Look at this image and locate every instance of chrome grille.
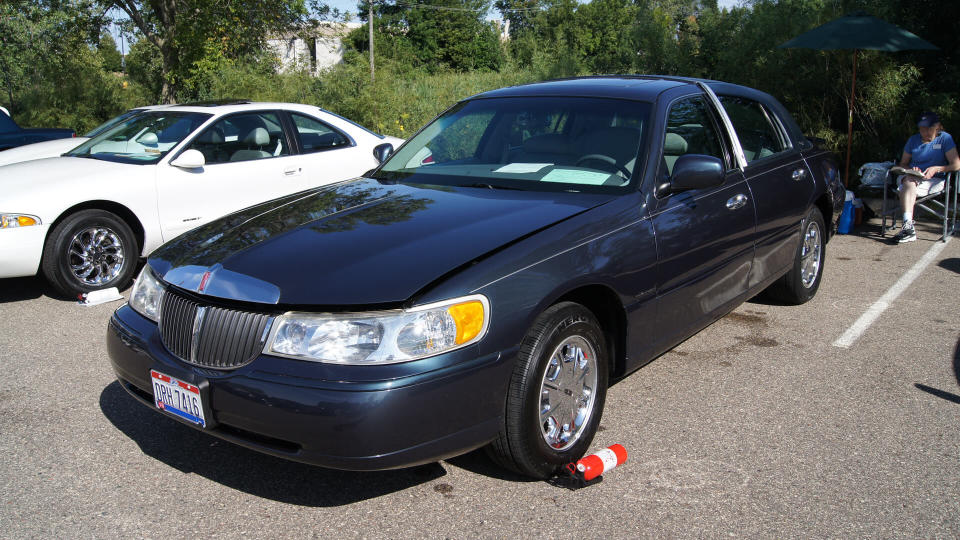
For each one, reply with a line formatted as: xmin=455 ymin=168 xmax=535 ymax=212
xmin=159 ymin=289 xmax=273 ymax=369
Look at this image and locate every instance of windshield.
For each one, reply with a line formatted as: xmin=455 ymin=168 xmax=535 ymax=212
xmin=67 ymin=111 xmax=211 ymax=164
xmin=82 ymin=109 xmax=147 ymax=138
xmin=374 ymin=96 xmax=651 ymax=193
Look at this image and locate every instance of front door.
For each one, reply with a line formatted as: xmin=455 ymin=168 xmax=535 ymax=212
xmin=156 ymin=110 xmax=300 ymax=241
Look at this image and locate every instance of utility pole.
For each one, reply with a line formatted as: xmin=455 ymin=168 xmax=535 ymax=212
xmin=368 ymin=0 xmax=375 ymax=82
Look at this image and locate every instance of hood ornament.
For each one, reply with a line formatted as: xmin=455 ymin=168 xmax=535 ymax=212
xmin=197 ymin=271 xmax=212 ymax=293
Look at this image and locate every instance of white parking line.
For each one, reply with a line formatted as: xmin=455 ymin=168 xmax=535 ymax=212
xmin=832 ymin=236 xmax=952 ymax=349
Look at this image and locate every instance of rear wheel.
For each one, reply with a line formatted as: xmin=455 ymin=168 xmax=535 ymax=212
xmin=767 ymin=206 xmax=825 ymax=304
xmin=487 ymin=302 xmax=608 ymax=479
xmin=41 ymin=209 xmax=138 ymax=298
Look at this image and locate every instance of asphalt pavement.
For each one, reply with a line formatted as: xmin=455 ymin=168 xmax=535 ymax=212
xmin=1 ymin=216 xmax=958 ymax=538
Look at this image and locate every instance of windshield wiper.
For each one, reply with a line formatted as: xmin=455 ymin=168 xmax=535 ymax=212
xmin=459 ymin=182 xmax=523 ymax=191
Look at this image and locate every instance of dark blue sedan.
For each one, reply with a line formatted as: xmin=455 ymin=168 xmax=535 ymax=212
xmin=107 ymin=76 xmax=844 ymax=478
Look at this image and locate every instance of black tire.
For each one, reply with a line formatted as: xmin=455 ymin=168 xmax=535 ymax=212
xmin=487 ymin=302 xmax=609 ymax=479
xmin=41 ymin=209 xmax=138 ymax=298
xmin=767 ymin=206 xmax=826 ymax=304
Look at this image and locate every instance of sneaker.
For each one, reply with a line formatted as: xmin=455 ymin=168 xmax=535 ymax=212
xmin=894 ymin=222 xmax=917 ymax=243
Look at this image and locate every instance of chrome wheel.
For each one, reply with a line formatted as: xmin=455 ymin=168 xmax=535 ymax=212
xmin=539 ymin=335 xmax=598 ymax=450
xmin=799 ymin=219 xmax=822 ymax=289
xmin=68 ymin=226 xmax=125 ymax=285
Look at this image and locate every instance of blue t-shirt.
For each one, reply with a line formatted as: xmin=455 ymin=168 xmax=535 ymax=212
xmin=904 ymin=131 xmax=956 ymax=176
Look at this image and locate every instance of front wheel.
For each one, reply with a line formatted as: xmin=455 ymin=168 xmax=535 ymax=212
xmin=41 ymin=209 xmax=139 ymax=298
xmin=767 ymin=206 xmax=825 ymax=304
xmin=487 ymin=302 xmax=609 ymax=479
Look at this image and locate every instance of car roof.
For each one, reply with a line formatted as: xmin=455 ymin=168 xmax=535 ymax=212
xmin=470 ymin=75 xmax=761 ymax=102
xmin=155 ymin=101 xmax=330 ymax=115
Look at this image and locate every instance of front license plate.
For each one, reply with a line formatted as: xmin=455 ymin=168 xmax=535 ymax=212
xmin=150 ymin=370 xmax=206 ymax=427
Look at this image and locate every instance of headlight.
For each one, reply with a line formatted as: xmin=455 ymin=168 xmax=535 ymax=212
xmin=0 ymin=214 xmax=41 ymax=229
xmin=266 ymin=294 xmax=490 ymax=365
xmin=129 ymin=266 xmax=165 ymax=322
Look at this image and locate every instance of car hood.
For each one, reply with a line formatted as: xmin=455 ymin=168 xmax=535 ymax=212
xmin=0 ymin=156 xmax=138 ymax=212
xmin=150 ymin=178 xmax=613 ymax=306
xmin=0 ymin=137 xmax=89 ymax=167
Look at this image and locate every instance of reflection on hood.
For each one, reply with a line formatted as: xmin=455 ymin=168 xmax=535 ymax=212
xmin=150 ymin=178 xmax=611 ymax=305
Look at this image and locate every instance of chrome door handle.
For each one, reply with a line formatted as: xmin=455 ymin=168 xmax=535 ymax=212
xmin=726 ymin=194 xmax=748 ymax=210
xmin=284 ymin=167 xmax=301 ymax=176
xmin=791 ymin=168 xmax=808 ymax=181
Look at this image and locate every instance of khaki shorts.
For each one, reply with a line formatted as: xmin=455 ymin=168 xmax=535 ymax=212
xmin=897 ymin=174 xmax=946 ymax=197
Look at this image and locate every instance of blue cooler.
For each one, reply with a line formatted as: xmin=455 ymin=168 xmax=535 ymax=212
xmin=837 ymin=190 xmax=855 ymax=234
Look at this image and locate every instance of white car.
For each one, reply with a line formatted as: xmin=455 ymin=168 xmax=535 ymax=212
xmin=0 ymin=101 xmax=402 ymax=297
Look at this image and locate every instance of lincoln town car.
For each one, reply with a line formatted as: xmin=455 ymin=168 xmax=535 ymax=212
xmin=107 ymin=77 xmax=844 ymax=478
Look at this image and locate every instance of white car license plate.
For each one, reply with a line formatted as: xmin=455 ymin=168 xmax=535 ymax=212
xmin=150 ymin=370 xmax=206 ymax=427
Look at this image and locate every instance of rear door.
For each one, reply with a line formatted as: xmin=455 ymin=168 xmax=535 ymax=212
xmin=718 ymin=95 xmax=814 ymax=288
xmin=652 ymin=94 xmax=756 ymax=343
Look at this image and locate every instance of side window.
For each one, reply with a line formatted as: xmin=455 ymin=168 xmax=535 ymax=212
xmin=187 ymin=111 xmax=290 ymax=165
xmin=663 ymin=96 xmax=726 ymax=176
xmin=719 ymin=96 xmax=787 ymax=163
xmin=290 ymin=113 xmax=350 ymax=153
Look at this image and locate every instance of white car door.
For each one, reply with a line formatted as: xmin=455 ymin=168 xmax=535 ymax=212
xmin=155 ymin=110 xmax=306 ymax=241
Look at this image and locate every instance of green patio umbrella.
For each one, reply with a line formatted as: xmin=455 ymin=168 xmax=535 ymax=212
xmin=778 ymin=11 xmax=938 ymax=186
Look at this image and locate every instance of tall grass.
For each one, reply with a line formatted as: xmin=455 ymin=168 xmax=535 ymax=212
xmin=200 ymin=56 xmax=541 ymax=137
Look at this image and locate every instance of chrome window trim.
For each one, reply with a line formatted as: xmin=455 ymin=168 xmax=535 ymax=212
xmin=697 ymin=82 xmax=748 ymax=170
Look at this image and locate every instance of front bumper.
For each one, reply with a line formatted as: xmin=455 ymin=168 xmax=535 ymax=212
xmin=106 ymin=304 xmax=511 ymax=471
xmin=0 ymin=224 xmax=46 ymax=278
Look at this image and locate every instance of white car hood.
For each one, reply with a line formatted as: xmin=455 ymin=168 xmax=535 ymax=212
xmin=0 ymin=137 xmax=89 ymax=167
xmin=0 ymin=157 xmax=148 ymax=219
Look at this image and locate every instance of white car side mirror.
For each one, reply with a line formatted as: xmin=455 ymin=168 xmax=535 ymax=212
xmin=137 ymin=131 xmax=159 ymax=145
xmin=170 ymin=149 xmax=206 ymax=169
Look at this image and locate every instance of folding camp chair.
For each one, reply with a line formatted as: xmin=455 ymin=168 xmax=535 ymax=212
xmin=881 ymin=170 xmax=958 ymax=242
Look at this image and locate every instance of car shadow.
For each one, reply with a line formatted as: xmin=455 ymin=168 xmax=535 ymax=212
xmin=445 ymin=449 xmax=538 ymax=483
xmin=0 ymin=276 xmax=58 ymax=303
xmin=745 ymin=290 xmax=793 ymax=307
xmin=99 ymin=381 xmax=449 ymax=506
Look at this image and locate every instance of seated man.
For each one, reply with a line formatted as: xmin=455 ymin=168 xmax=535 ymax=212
xmin=893 ymin=111 xmax=960 ymax=243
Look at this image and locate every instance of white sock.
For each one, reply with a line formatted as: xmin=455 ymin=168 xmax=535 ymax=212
xmin=903 ymin=212 xmax=912 ymax=224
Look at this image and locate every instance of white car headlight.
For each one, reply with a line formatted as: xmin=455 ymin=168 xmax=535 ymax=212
xmin=0 ymin=214 xmax=41 ymax=229
xmin=129 ymin=266 xmax=165 ymax=322
xmin=266 ymin=295 xmax=489 ymax=365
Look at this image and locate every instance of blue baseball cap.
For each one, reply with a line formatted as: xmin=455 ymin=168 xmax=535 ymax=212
xmin=917 ymin=111 xmax=940 ymax=127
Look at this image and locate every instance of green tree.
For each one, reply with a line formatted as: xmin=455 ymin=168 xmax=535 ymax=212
xmin=101 ymin=0 xmax=309 ymax=102
xmin=354 ymin=0 xmax=504 ymax=73
xmin=99 ymin=32 xmax=124 ymax=72
xmin=574 ymin=0 xmax=637 ymax=74
xmin=0 ymin=0 xmax=105 ymax=111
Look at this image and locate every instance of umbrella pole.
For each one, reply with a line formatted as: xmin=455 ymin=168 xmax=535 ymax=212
xmin=844 ymin=49 xmax=858 ymax=187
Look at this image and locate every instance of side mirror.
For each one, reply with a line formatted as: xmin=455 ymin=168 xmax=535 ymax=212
xmin=137 ymin=131 xmax=158 ymax=145
xmin=170 ymin=149 xmax=206 ymax=169
xmin=662 ymin=154 xmax=724 ymax=194
xmin=373 ymin=142 xmax=394 ymax=164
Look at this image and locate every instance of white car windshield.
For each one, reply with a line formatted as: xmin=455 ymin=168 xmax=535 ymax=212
xmin=67 ymin=111 xmax=211 ymax=165
xmin=375 ymin=96 xmax=651 ymax=193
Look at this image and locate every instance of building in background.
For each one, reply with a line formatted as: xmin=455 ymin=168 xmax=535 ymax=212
xmin=267 ymin=22 xmax=362 ymax=75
